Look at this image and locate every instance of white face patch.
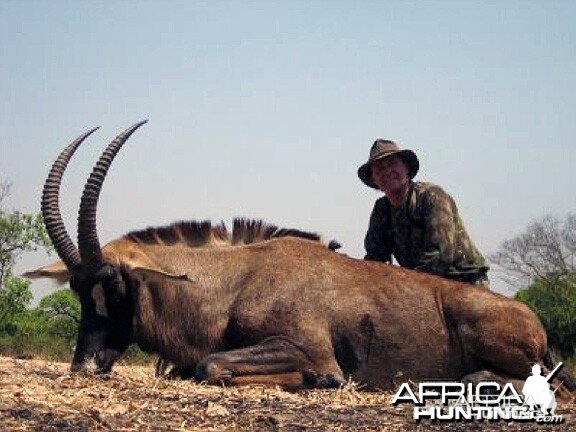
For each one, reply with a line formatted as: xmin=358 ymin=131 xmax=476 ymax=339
xmin=91 ymin=283 xmax=109 ymax=318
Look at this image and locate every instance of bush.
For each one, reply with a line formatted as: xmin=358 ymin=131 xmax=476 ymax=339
xmin=0 ymin=284 xmax=156 ymax=365
xmin=515 ymin=272 xmax=576 ymax=357
xmin=0 ymin=276 xmax=33 ymax=333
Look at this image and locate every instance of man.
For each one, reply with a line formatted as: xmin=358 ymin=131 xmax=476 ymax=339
xmin=358 ymin=139 xmax=489 ymax=285
xmin=522 ymin=364 xmax=557 ymax=414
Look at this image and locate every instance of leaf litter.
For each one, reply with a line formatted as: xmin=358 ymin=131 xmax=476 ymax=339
xmin=0 ymin=356 xmax=574 ymax=431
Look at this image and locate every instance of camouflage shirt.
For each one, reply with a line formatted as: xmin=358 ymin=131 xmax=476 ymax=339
xmin=364 ymin=181 xmax=489 ymax=283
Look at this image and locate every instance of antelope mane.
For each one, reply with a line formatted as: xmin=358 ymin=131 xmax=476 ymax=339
xmin=22 ymin=218 xmax=331 ymax=282
xmin=125 ymin=217 xmax=324 ymax=249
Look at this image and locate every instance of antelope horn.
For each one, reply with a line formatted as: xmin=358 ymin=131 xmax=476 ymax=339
xmin=42 ymin=127 xmax=99 ymax=270
xmin=77 ymin=120 xmax=148 ymax=272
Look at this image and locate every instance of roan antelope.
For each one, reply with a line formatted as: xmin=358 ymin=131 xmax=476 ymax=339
xmin=25 ymin=121 xmax=575 ymax=392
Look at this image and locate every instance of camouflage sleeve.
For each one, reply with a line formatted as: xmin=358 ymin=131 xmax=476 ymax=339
xmin=414 ymin=187 xmax=456 ymax=276
xmin=364 ymin=199 xmax=392 ymax=263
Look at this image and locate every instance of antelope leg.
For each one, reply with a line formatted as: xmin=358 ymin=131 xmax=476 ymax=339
xmin=194 ymin=336 xmax=344 ymax=390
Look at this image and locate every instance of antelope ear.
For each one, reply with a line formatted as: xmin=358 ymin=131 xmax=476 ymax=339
xmin=131 ymin=266 xmax=191 ymax=282
xmin=112 ymin=245 xmax=191 ymax=281
xmin=22 ymin=260 xmax=71 ymax=285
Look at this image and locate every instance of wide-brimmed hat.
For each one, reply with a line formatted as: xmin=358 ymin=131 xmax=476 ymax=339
xmin=357 ymin=139 xmax=419 ymax=189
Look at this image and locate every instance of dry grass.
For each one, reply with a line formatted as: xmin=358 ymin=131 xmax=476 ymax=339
xmin=0 ymin=356 xmax=574 ymax=431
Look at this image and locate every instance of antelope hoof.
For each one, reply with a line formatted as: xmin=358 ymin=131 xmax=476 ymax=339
xmin=195 ymin=359 xmax=233 ymax=384
xmin=303 ymin=370 xmax=345 ymax=389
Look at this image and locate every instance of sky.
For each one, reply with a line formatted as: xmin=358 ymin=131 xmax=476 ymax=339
xmin=1 ymin=0 xmax=575 ymax=299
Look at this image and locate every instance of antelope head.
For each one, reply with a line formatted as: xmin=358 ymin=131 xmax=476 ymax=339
xmin=41 ymin=121 xmax=147 ymax=373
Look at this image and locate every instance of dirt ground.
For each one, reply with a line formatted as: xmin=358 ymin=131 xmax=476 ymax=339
xmin=0 ymin=356 xmax=574 ymax=431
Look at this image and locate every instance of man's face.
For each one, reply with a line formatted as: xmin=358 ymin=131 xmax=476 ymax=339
xmin=371 ymin=155 xmax=410 ymax=194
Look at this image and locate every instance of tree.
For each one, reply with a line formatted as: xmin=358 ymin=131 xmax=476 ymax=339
xmin=37 ymin=289 xmax=80 ymax=339
xmin=0 ymin=179 xmax=10 ymax=204
xmin=0 ymin=178 xmax=52 ymax=288
xmin=0 ymin=179 xmax=86 ymax=360
xmin=489 ymin=213 xmax=576 ymax=288
xmin=490 ymin=213 xmax=576 ymax=357
xmin=0 ymin=178 xmax=53 ymax=354
xmin=0 ymin=276 xmax=33 ymax=333
xmin=38 ymin=289 xmax=80 ymax=324
xmin=34 ymin=289 xmax=80 ymax=354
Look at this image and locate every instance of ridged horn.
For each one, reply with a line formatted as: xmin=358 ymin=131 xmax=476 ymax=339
xmin=42 ymin=127 xmax=99 ymax=270
xmin=77 ymin=120 xmax=148 ymax=272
